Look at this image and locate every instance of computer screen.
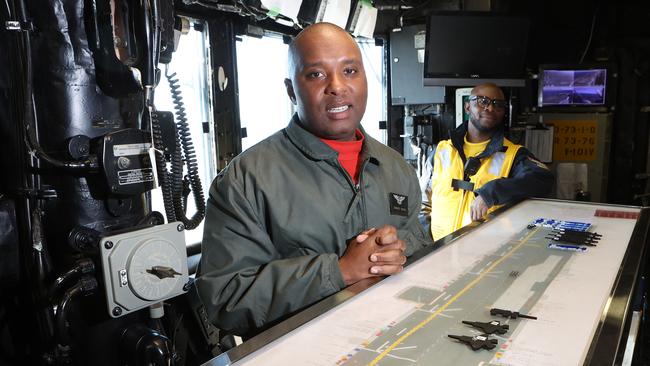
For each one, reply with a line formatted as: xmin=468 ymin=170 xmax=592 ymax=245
xmin=424 ymin=13 xmax=529 ymax=87
xmin=538 ymin=68 xmax=607 ymax=106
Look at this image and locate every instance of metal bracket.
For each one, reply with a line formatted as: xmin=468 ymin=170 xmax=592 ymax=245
xmin=17 ymin=187 xmax=58 ymax=199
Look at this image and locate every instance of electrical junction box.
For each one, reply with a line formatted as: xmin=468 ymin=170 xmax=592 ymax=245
xmin=99 ymin=222 xmax=189 ymax=318
xmin=101 ymin=128 xmax=156 ymax=196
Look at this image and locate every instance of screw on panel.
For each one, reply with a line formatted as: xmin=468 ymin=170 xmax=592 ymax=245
xmin=117 ymin=156 xmax=131 ymax=169
xmin=112 ymin=307 xmax=122 ymax=316
xmin=177 ymin=224 xmax=185 ymax=232
xmin=104 ymin=241 xmax=114 ymax=249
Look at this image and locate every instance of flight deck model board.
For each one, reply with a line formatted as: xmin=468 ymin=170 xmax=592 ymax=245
xmin=204 ymin=199 xmax=647 ymax=366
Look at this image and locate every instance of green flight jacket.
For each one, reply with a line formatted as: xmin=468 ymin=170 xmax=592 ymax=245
xmin=196 ymin=116 xmax=431 ymax=336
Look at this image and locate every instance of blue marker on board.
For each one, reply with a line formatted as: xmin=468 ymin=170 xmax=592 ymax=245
xmin=548 ymin=243 xmax=587 ymax=252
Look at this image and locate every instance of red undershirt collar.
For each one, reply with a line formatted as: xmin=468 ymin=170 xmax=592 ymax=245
xmin=320 ymin=129 xmax=364 ymax=183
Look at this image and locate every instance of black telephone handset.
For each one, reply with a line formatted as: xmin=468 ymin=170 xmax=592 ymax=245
xmin=131 ymin=0 xmax=160 ymax=90
xmin=86 ymin=0 xmax=162 ymax=99
xmin=86 ymin=0 xmax=141 ymax=97
xmin=85 ymin=0 xmax=205 ymax=228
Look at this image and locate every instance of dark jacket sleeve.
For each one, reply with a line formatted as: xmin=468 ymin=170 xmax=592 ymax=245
xmin=475 ymin=147 xmax=555 ymax=207
xmin=195 ymin=169 xmax=346 ymax=336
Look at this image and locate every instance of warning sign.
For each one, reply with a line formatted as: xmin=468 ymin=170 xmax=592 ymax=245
xmin=547 ymin=120 xmax=597 ymax=161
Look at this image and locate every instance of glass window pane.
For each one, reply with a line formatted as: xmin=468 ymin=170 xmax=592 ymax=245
xmin=153 ymin=20 xmax=216 ymax=245
xmin=237 ymin=35 xmax=293 ymax=151
xmin=358 ymin=40 xmax=386 ymax=144
xmin=237 ymin=35 xmax=387 ymax=147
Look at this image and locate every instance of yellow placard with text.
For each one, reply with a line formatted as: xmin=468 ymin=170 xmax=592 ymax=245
xmin=547 ymin=120 xmax=597 ymax=161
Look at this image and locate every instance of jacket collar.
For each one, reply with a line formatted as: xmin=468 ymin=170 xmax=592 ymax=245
xmin=285 ymin=114 xmax=381 ymax=166
xmin=450 ymin=121 xmax=506 ymax=162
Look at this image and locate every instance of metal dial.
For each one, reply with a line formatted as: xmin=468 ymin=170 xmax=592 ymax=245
xmin=127 ymin=238 xmax=184 ymax=301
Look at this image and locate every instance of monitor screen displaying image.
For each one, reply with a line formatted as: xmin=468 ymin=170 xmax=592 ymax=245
xmin=539 ymin=68 xmax=607 ymax=106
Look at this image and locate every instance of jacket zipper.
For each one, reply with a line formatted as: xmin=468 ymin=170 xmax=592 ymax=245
xmin=334 ymin=158 xmax=369 ymax=229
xmin=357 ymin=159 xmax=369 ymax=229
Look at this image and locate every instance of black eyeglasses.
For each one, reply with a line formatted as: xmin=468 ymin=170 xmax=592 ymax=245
xmin=469 ymin=95 xmax=508 ymax=110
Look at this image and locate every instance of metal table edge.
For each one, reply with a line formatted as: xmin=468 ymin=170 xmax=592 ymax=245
xmin=202 ymin=198 xmax=647 ymax=366
xmin=583 ymin=207 xmax=649 ymax=365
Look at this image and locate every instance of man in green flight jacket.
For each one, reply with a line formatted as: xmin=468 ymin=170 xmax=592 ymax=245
xmin=196 ymin=22 xmax=431 ymax=338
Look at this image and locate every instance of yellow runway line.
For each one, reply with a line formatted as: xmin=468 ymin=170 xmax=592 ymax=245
xmin=368 ymin=227 xmax=540 ymax=365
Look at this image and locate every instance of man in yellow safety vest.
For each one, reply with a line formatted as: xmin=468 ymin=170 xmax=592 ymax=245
xmin=421 ymin=83 xmax=554 ymax=240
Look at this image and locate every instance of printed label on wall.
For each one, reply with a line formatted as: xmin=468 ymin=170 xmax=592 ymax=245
xmin=118 ymin=168 xmax=154 ymax=185
xmin=547 ymin=120 xmax=597 ymax=161
xmin=113 ymin=143 xmax=152 ymax=157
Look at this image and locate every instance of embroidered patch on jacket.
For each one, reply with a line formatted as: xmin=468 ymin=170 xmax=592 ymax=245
xmin=528 ymin=156 xmax=549 ymax=170
xmin=389 ymin=193 xmax=408 ymax=216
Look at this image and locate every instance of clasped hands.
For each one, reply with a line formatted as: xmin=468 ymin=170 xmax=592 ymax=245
xmin=338 ymin=225 xmax=406 ymax=286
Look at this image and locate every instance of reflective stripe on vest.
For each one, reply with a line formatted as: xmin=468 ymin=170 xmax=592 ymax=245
xmin=429 ymin=138 xmax=520 ymax=240
xmin=439 ymin=147 xmax=452 ymax=170
xmin=488 ymin=151 xmax=505 ymax=176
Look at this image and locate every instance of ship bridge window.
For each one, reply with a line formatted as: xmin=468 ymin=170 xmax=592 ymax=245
xmin=236 ymin=34 xmax=387 ymax=150
xmin=153 ymin=19 xmax=216 ymax=246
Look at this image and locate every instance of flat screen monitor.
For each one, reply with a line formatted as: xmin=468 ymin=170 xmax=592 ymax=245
xmin=424 ymin=13 xmax=529 ymax=87
xmin=538 ymin=68 xmax=607 ymax=106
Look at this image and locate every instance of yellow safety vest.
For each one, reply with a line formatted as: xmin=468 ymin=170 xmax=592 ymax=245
xmin=429 ymin=138 xmax=521 ymax=240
